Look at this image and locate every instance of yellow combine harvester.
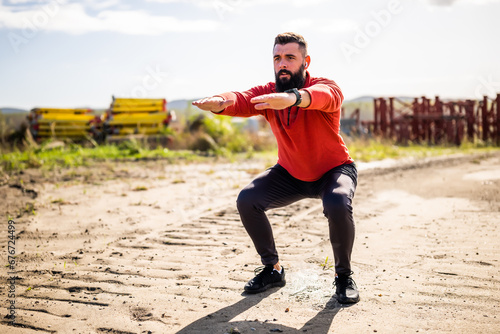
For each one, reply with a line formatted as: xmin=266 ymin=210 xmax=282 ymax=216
xmin=104 ymin=97 xmax=172 ymax=137
xmin=28 ymin=108 xmax=101 ymax=139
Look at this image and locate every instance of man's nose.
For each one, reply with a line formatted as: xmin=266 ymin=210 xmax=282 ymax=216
xmin=278 ymin=60 xmax=287 ymax=69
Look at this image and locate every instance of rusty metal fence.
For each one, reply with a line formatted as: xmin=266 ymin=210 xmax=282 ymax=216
xmin=358 ymin=94 xmax=500 ymax=145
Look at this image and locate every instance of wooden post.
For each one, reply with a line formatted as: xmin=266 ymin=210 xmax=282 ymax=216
xmin=465 ymin=100 xmax=475 ymax=142
xmin=435 ymin=96 xmax=443 ymax=144
xmin=447 ymin=103 xmax=455 ymax=143
xmin=380 ymin=98 xmax=387 ymax=137
xmin=423 ymin=97 xmax=430 ymax=144
xmin=389 ymin=97 xmax=395 ymax=139
xmin=412 ymin=98 xmax=419 ymax=143
xmin=482 ymin=96 xmax=489 ymax=142
xmin=456 ymin=104 xmax=464 ymax=146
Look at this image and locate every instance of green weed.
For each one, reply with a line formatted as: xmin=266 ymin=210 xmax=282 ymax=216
xmin=321 ymin=256 xmax=334 ymax=271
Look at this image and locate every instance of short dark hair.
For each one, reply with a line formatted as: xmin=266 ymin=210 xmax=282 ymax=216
xmin=274 ymin=32 xmax=308 ymax=57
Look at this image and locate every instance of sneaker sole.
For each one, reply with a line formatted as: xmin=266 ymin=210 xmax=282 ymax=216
xmin=244 ymin=280 xmax=286 ymax=294
xmin=336 ymin=295 xmax=360 ymax=304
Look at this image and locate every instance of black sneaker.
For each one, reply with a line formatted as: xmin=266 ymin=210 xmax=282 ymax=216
xmin=334 ymin=272 xmax=360 ymax=304
xmin=244 ymin=265 xmax=286 ymax=294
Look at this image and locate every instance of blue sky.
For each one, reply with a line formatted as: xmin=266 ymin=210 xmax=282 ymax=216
xmin=1 ymin=0 xmax=499 ymax=110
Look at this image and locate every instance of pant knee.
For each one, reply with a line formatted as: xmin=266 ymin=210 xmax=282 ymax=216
xmin=323 ymin=192 xmax=352 ymax=217
xmin=237 ymin=188 xmax=260 ymax=213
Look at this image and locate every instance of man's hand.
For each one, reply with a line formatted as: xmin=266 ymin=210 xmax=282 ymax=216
xmin=192 ymin=96 xmax=234 ymax=113
xmin=250 ymin=93 xmax=295 ymax=110
xmin=251 ymin=90 xmax=310 ymax=110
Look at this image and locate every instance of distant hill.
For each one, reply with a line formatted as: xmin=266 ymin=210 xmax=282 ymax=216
xmin=344 ymin=96 xmax=416 ymax=103
xmin=167 ymin=99 xmax=191 ymax=111
xmin=0 ymin=107 xmax=29 ymax=114
xmin=345 ymin=96 xmax=374 ymax=103
xmin=0 ymin=109 xmax=28 ymax=133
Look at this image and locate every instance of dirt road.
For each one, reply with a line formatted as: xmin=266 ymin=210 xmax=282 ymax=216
xmin=1 ymin=153 xmax=499 ymax=333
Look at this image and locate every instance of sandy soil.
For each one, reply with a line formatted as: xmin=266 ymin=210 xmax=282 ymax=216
xmin=1 ymin=152 xmax=499 ymax=334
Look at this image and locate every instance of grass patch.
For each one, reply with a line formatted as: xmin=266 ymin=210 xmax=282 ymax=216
xmin=0 ymin=140 xmax=210 ymax=173
xmin=347 ymin=138 xmax=500 ymax=162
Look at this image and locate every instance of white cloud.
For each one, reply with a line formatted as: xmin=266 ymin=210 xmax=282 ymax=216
xmin=0 ymin=1 xmax=221 ymax=35
xmin=281 ymin=18 xmax=314 ymax=31
xmin=3 ymin=0 xmax=50 ymax=4
xmin=314 ymin=20 xmax=358 ymax=34
xmin=281 ymin=18 xmax=357 ymax=34
xmin=426 ymin=0 xmax=459 ymax=5
xmin=145 ymin=0 xmax=329 ymax=9
xmin=290 ymin=0 xmax=329 ymax=8
xmin=423 ymin=0 xmax=500 ymax=6
xmin=145 ymin=0 xmax=180 ymax=3
xmin=82 ymin=0 xmax=121 ymax=11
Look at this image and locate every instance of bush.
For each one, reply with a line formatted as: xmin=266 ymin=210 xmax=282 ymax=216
xmin=175 ymin=114 xmax=275 ymax=155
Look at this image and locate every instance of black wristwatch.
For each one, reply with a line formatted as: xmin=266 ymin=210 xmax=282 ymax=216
xmin=285 ymin=88 xmax=302 ymax=107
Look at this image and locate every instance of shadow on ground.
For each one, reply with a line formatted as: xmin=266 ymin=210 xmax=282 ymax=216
xmin=176 ymin=288 xmax=349 ymax=333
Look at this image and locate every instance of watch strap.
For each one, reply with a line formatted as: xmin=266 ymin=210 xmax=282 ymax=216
xmin=285 ymin=88 xmax=302 ymax=107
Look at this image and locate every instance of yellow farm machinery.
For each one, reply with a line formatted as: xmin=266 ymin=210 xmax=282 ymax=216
xmin=104 ymin=97 xmax=172 ymax=137
xmin=28 ymin=108 xmax=100 ymax=139
xmin=28 ymin=97 xmax=173 ymax=142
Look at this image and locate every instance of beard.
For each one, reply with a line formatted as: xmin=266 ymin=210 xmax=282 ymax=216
xmin=275 ymin=64 xmax=306 ymax=92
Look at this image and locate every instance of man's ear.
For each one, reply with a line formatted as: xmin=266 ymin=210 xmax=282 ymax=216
xmin=304 ymin=55 xmax=311 ymax=69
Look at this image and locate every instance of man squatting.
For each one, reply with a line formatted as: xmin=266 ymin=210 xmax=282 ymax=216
xmin=193 ymin=32 xmax=359 ymax=304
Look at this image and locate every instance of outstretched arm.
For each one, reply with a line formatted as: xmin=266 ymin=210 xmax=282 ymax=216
xmin=192 ymin=96 xmax=235 ymax=113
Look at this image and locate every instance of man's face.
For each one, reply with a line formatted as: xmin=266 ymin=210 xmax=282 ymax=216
xmin=273 ymin=42 xmax=308 ymax=92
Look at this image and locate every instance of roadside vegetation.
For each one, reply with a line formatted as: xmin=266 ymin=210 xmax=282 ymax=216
xmin=346 ymin=137 xmax=499 ymax=162
xmin=1 ymin=113 xmax=499 ymax=175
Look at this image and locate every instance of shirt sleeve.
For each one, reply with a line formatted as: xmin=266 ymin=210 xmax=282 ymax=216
xmin=302 ymin=77 xmax=344 ymax=113
xmin=213 ymin=84 xmax=273 ymax=118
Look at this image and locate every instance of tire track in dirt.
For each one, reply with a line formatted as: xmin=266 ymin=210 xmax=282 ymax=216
xmin=0 ymin=163 xmax=268 ymax=333
xmin=2 ymin=155 xmax=499 ymax=333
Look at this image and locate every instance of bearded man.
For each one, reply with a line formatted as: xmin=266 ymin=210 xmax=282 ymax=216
xmin=193 ymin=32 xmax=359 ymax=304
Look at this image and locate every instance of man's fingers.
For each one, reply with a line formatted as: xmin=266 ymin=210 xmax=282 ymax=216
xmin=251 ymin=94 xmax=274 ymax=104
xmin=192 ymin=97 xmax=215 ymax=106
xmin=254 ymin=103 xmax=270 ymax=110
xmin=192 ymin=97 xmax=234 ymax=112
xmin=250 ymin=96 xmax=264 ymax=104
xmin=250 ymin=92 xmax=295 ymax=110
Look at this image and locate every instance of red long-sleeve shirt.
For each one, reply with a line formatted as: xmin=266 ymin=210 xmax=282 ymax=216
xmin=216 ymin=72 xmax=354 ymax=182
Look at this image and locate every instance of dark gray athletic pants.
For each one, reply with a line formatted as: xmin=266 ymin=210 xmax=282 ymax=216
xmin=236 ymin=163 xmax=357 ymax=275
